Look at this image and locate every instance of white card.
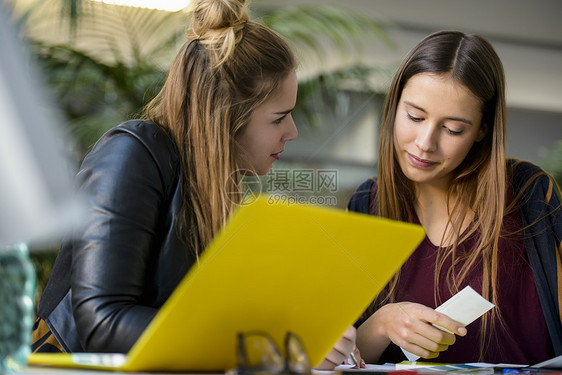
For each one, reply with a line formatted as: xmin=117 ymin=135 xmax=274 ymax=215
xmin=401 ymin=286 xmax=495 ymax=361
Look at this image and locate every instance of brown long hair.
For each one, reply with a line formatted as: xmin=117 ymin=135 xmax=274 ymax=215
xmin=376 ymin=30 xmax=506 ymax=356
xmin=143 ymin=0 xmax=296 ymax=256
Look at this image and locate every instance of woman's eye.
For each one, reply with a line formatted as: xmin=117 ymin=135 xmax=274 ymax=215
xmin=446 ymin=128 xmax=463 ymax=136
xmin=407 ymin=113 xmax=422 ymax=122
xmin=273 ymin=115 xmax=287 ymax=125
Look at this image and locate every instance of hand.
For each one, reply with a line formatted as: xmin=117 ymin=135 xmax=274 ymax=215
xmin=357 ymin=302 xmax=467 ymax=363
xmin=315 ymin=326 xmax=358 ymax=370
xmin=343 ymin=345 xmax=366 ymax=368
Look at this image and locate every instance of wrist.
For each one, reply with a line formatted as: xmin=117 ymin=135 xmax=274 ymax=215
xmin=356 ymin=308 xmax=391 ymax=363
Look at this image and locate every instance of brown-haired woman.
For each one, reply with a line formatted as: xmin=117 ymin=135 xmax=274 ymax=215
xmin=32 ymin=0 xmax=357 ymax=369
xmin=348 ymin=30 xmax=562 ymax=364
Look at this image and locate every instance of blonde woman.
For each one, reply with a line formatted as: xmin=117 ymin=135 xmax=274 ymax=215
xmin=348 ymin=30 xmax=562 ymax=364
xmin=32 ymin=0 xmax=357 ymax=369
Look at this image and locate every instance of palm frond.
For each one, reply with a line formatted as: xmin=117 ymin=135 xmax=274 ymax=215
xmin=31 ymin=40 xmax=166 ymax=155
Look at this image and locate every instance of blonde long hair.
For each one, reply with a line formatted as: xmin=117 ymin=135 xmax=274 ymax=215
xmin=143 ymin=0 xmax=295 ymax=256
xmin=376 ymin=31 xmax=506 ymax=355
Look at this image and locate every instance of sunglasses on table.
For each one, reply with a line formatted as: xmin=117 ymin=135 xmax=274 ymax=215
xmin=227 ymin=331 xmax=311 ymax=375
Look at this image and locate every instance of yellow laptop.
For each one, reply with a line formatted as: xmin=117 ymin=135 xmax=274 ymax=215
xmin=29 ymin=196 xmax=424 ymax=372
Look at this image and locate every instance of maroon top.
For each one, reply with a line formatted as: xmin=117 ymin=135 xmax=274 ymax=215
xmin=379 ymin=189 xmax=554 ymax=364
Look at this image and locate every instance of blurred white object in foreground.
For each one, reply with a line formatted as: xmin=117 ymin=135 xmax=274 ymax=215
xmin=0 ymin=0 xmax=82 ymax=248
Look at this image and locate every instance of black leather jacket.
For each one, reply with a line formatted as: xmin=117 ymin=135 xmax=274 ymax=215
xmin=36 ymin=120 xmax=196 ymax=352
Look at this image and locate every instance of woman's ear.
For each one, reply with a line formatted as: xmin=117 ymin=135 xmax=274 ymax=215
xmin=476 ymin=122 xmax=488 ymax=142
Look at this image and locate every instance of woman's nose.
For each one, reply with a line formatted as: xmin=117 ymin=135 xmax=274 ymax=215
xmin=415 ymin=125 xmax=437 ymax=153
xmin=283 ymin=114 xmax=298 ymax=142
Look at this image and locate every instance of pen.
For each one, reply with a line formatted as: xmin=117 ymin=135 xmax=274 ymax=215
xmin=349 ymin=350 xmax=360 ymax=368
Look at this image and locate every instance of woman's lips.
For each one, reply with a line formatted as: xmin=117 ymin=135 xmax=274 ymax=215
xmin=407 ymin=152 xmax=437 ymax=168
xmin=271 ymin=150 xmax=283 ymax=160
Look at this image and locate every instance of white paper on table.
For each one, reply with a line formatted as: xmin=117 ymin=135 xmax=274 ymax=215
xmin=401 ymin=285 xmax=495 ymax=361
xmin=332 ymin=364 xmax=397 ymax=372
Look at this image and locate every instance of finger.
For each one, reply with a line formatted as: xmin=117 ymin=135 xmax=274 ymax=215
xmin=400 ymin=306 xmax=465 ymax=344
xmin=400 ymin=335 xmax=450 ymax=359
xmin=349 ymin=347 xmax=366 ymax=368
xmin=393 ymin=308 xmax=457 ymax=347
xmin=353 ymin=346 xmax=366 ymax=368
xmin=415 ymin=322 xmax=457 ymax=346
xmin=424 ymin=310 xmax=467 ymax=337
xmin=395 ymin=302 xmax=464 ymax=338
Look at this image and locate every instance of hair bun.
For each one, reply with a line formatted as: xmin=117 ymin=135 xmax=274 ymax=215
xmin=189 ymin=0 xmax=249 ymax=40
